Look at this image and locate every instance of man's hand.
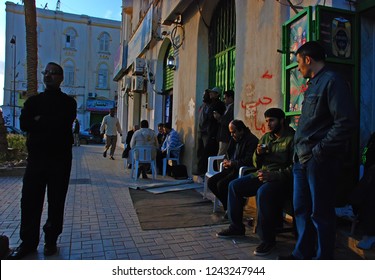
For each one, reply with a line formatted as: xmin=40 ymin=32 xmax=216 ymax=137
xmin=213 ymin=111 xmax=221 ymax=120
xmin=256 ymin=144 xmax=268 ymax=155
xmin=222 ymin=159 xmax=232 ymax=169
xmin=257 ymin=170 xmax=274 ymax=182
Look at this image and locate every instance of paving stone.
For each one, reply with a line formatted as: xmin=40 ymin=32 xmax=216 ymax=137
xmin=0 ymin=145 xmax=363 ymax=260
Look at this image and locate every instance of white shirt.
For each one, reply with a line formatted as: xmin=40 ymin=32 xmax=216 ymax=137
xmin=100 ymin=114 xmax=122 ymax=136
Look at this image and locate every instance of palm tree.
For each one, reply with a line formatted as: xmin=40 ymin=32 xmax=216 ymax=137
xmin=0 ymin=1 xmax=38 ymax=161
xmin=0 ymin=109 xmax=8 ymax=160
xmin=23 ymin=0 xmax=38 ymax=98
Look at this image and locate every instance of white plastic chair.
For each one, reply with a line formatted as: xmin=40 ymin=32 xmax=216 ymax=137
xmin=203 ymin=155 xmax=225 ymax=212
xmin=131 ymin=146 xmax=157 ymax=180
xmin=162 ymin=144 xmax=184 ymax=177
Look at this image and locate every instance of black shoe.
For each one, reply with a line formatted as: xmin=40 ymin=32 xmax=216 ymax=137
xmin=44 ymin=244 xmax=57 ymax=256
xmin=253 ymin=242 xmax=276 ymax=256
xmin=127 ymin=164 xmax=132 ymax=169
xmin=216 ymin=228 xmax=245 ymax=238
xmin=109 ymin=156 xmax=115 ymax=160
xmin=277 ymin=254 xmax=297 ymax=260
xmin=103 ymin=151 xmax=107 ymax=157
xmin=7 ymin=246 xmax=36 ymax=260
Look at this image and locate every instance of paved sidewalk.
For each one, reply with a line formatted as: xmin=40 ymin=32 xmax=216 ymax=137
xmin=0 ymin=145 xmax=361 ymax=260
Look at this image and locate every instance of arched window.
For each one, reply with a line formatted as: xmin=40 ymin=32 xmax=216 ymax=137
xmin=65 ymin=28 xmax=77 ymax=48
xmin=97 ymin=63 xmax=108 ymax=89
xmin=99 ymin=32 xmax=110 ymax=52
xmin=163 ymin=44 xmax=174 ymax=91
xmin=209 ymin=0 xmax=236 ymax=91
xmin=64 ymin=60 xmax=75 ymax=86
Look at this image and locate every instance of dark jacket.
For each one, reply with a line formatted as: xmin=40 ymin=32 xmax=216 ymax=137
xmin=217 ymin=103 xmax=234 ymax=143
xmin=294 ymin=67 xmax=357 ymax=164
xmin=207 ymin=99 xmax=226 ymax=140
xmin=254 ymin=126 xmax=295 ymax=183
xmin=20 ymin=89 xmax=77 ymax=160
xmin=225 ymin=128 xmax=258 ymax=171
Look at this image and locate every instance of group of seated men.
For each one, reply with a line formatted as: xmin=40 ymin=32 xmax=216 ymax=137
xmin=207 ymin=108 xmax=295 ymax=256
xmin=129 ymin=120 xmax=182 ymax=178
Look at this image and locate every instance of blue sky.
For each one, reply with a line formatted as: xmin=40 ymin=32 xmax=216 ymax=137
xmin=0 ymin=0 xmax=122 ymax=105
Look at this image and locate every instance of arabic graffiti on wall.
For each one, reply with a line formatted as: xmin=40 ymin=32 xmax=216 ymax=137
xmin=241 ymin=83 xmax=272 ymax=134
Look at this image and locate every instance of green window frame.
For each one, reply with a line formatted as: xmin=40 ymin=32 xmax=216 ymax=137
xmin=208 ymin=0 xmax=236 ymax=91
xmin=163 ymin=44 xmax=174 ymax=91
xmin=281 ymin=7 xmax=313 ymax=123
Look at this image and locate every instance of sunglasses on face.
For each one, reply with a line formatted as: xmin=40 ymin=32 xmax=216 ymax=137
xmin=41 ymin=70 xmax=62 ymax=75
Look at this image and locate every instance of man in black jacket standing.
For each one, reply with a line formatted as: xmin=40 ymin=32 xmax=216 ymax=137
xmin=279 ymin=41 xmax=356 ymax=260
xmin=8 ymin=62 xmax=77 ymax=259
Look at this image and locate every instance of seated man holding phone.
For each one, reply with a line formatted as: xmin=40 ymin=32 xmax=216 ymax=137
xmin=216 ymin=108 xmax=295 ymax=257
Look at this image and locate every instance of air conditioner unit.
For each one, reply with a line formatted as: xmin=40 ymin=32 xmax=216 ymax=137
xmin=88 ymin=92 xmax=97 ymax=99
xmin=131 ymin=76 xmax=144 ymax=92
xmin=133 ymin=58 xmax=145 ymax=74
xmin=123 ymin=76 xmax=131 ymax=91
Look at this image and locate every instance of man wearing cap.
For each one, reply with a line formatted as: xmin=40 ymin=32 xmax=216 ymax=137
xmin=216 ymin=108 xmax=295 ymax=257
xmin=195 ymin=87 xmax=226 ymax=175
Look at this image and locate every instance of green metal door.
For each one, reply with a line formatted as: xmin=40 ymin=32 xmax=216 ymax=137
xmin=209 ymin=0 xmax=236 ymax=91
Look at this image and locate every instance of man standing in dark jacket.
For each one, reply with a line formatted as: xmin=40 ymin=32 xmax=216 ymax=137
xmin=8 ymin=62 xmax=77 ymax=259
xmin=195 ymin=87 xmax=226 ymax=175
xmin=214 ymin=90 xmax=234 ymax=159
xmin=207 ymin=119 xmax=258 ymax=212
xmin=279 ymin=41 xmax=356 ymax=260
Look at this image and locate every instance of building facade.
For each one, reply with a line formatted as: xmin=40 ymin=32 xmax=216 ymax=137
xmin=3 ymin=1 xmax=121 ymax=131
xmin=114 ymin=0 xmax=375 ymax=202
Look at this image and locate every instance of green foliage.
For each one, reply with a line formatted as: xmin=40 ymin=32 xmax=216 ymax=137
xmin=7 ymin=134 xmax=27 ymax=153
xmin=0 ymin=134 xmax=27 ymax=162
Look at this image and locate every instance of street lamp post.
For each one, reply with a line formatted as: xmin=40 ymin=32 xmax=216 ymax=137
xmin=10 ymin=35 xmax=16 ymax=127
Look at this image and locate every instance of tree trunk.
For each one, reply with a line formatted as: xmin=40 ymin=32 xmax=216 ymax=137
xmin=0 ymin=110 xmax=8 ymax=159
xmin=23 ymin=0 xmax=38 ymax=99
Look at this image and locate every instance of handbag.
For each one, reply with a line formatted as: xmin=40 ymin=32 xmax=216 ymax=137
xmin=122 ymin=146 xmax=131 ymax=158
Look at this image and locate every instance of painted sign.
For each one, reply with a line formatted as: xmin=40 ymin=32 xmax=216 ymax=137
xmin=113 ymin=41 xmax=128 ymax=81
xmin=86 ymin=99 xmax=115 ymax=112
xmin=126 ymin=5 xmax=153 ymax=69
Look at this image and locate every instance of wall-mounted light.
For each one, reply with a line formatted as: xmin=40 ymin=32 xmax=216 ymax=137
xmin=167 ymin=55 xmax=176 ymax=70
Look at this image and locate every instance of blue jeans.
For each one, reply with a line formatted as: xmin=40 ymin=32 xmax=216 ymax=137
xmin=292 ymin=157 xmax=339 ymax=259
xmin=227 ymin=174 xmax=287 ymax=242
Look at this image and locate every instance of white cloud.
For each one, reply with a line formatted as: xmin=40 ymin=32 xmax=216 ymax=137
xmin=0 ymin=61 xmax=4 ymax=76
xmin=104 ymin=10 xmax=113 ymax=19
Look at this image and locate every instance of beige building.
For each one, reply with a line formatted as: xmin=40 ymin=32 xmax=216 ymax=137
xmin=116 ymin=0 xmax=374 ymax=195
xmin=3 ymin=1 xmax=121 ymax=131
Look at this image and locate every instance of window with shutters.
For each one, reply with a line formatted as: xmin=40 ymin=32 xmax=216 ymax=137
xmin=64 ymin=60 xmax=75 ymax=86
xmin=99 ymin=32 xmax=110 ymax=52
xmin=65 ymin=28 xmax=77 ymax=49
xmin=97 ymin=63 xmax=108 ymax=89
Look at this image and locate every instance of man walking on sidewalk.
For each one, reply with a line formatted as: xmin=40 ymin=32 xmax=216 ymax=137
xmin=100 ymin=108 xmax=122 ymax=160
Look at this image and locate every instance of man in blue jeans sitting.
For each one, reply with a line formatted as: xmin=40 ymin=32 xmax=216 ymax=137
xmin=216 ymin=108 xmax=294 ymax=256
